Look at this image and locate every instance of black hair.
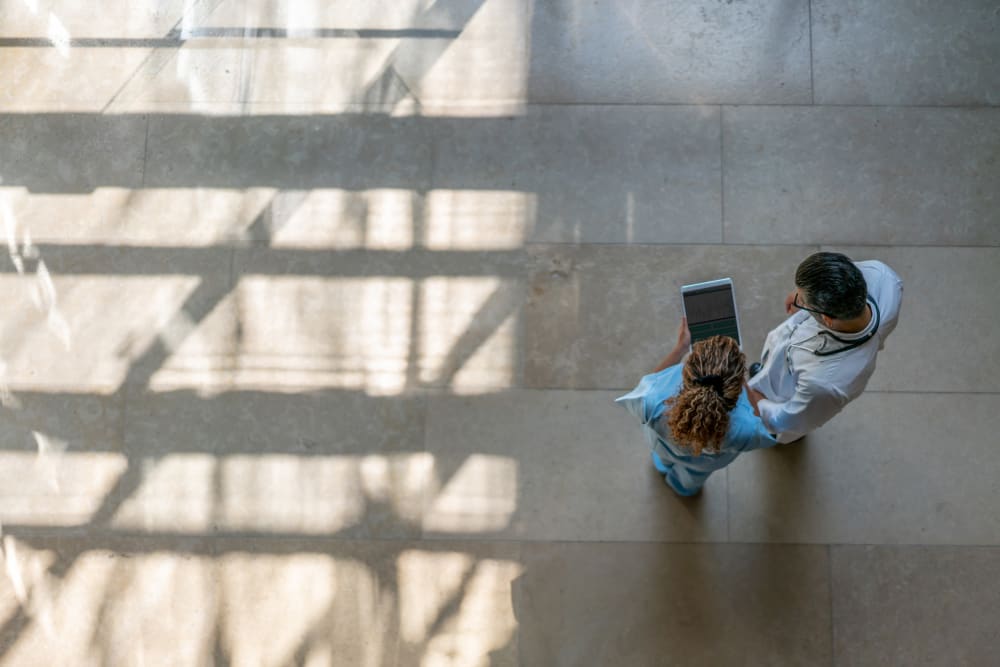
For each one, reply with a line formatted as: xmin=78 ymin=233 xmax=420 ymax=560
xmin=794 ymin=252 xmax=868 ymax=320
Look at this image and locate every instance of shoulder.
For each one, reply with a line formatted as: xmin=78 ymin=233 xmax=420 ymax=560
xmin=857 ymin=260 xmax=903 ymax=287
xmin=642 ymin=364 xmax=684 ymax=411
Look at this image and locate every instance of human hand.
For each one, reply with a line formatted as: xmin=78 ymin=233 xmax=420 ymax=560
xmin=676 ymin=316 xmax=691 ymax=350
xmin=784 ymin=290 xmax=799 ymax=314
xmin=745 ymin=384 xmax=765 ymax=417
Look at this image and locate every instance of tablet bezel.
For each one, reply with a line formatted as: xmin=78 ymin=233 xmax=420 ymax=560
xmin=680 ymin=277 xmax=743 ymax=350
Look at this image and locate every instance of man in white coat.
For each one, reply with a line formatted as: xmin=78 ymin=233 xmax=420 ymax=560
xmin=746 ymin=252 xmax=903 ymax=443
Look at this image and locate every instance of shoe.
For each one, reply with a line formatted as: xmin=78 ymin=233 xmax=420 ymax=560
xmin=748 ymin=362 xmax=762 ymax=378
xmin=651 ymin=451 xmax=670 ymax=474
xmin=663 ymin=469 xmax=703 ymax=498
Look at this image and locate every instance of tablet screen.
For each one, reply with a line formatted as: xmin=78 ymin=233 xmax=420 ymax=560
xmin=683 ymin=284 xmax=741 ymax=345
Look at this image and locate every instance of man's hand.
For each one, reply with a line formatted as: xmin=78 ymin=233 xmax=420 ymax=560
xmin=676 ymin=316 xmax=691 ymax=350
xmin=784 ymin=290 xmax=799 ymax=314
xmin=745 ymin=384 xmax=765 ymax=417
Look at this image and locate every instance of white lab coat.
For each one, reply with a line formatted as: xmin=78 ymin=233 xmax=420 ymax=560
xmin=747 ymin=260 xmax=903 ymax=443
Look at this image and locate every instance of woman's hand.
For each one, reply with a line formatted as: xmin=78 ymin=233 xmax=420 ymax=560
xmin=676 ymin=316 xmax=691 ymax=351
xmin=745 ymin=382 xmax=765 ymax=417
xmin=652 ymin=317 xmax=693 ymax=373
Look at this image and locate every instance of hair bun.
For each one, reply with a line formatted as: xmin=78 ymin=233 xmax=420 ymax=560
xmin=693 ymin=373 xmax=725 ymax=394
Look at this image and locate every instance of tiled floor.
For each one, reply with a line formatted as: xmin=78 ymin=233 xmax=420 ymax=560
xmin=1 ymin=1 xmax=998 ymax=665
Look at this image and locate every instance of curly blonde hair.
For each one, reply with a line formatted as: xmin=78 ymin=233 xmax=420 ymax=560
xmin=665 ymin=335 xmax=746 ymax=456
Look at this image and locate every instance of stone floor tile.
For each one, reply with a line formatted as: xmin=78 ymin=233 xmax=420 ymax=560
xmin=232 ymin=247 xmax=527 ymax=393
xmin=393 ymin=0 xmax=530 ymax=108
xmin=0 ymin=0 xmax=185 ymax=38
xmin=723 ymin=106 xmax=1000 ymax=246
xmin=424 ymin=391 xmax=729 ymax=542
xmin=144 ymin=113 xmax=433 ymax=191
xmin=0 ymin=187 xmax=277 ymax=245
xmin=0 ymin=391 xmax=124 ymax=526
xmin=0 ymin=114 xmax=146 ymax=193
xmin=821 ymin=246 xmax=1000 ymax=393
xmin=198 ymin=0 xmax=529 ymax=108
xmin=523 ymin=244 xmax=812 ymax=389
xmin=121 ymin=390 xmax=427 ymax=537
xmin=831 ymin=545 xmax=1000 ymax=666
xmin=526 ymin=0 xmax=811 ymax=104
xmin=0 ymin=48 xmax=154 ymax=112
xmin=111 ymin=44 xmax=249 ymax=107
xmin=0 ymin=537 xmax=517 ymax=666
xmin=728 ymin=393 xmax=1000 ymax=545
xmin=813 ymin=0 xmax=1000 ymax=106
xmin=0 ymin=245 xmax=234 ymax=390
xmin=431 ymin=105 xmax=722 ymax=244
xmin=516 ymin=541 xmax=831 ymax=666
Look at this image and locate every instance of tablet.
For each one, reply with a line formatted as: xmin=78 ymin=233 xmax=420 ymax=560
xmin=681 ymin=278 xmax=742 ymax=348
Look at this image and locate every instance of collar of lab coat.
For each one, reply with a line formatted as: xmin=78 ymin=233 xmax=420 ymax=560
xmin=814 ymin=297 xmax=878 ymax=341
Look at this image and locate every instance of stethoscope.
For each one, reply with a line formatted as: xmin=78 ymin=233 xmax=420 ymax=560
xmin=801 ymin=297 xmax=881 ymax=356
xmin=765 ymin=297 xmax=881 ymax=370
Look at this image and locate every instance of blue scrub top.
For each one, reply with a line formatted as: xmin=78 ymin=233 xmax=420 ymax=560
xmin=616 ymin=364 xmax=777 ymax=475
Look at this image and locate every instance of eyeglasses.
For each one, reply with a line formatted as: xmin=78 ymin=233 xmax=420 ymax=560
xmin=792 ymin=293 xmax=831 ymax=317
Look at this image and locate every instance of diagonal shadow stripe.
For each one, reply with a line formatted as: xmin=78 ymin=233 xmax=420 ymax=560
xmin=361 ymin=0 xmax=487 ymax=108
xmin=428 ymin=279 xmax=524 ymax=387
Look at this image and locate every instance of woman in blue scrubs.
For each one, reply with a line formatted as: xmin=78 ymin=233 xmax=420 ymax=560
xmin=616 ymin=319 xmax=777 ymax=497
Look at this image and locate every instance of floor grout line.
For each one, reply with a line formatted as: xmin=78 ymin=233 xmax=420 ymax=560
xmin=6 ymin=101 xmax=1000 ymax=114
xmin=21 ymin=240 xmax=1000 ymax=251
xmin=725 ymin=468 xmax=731 ymax=542
xmin=828 ymin=544 xmax=836 ymax=667
xmin=7 ymin=530 xmax=1000 ymax=550
xmin=719 ymin=105 xmax=726 ymax=244
xmin=808 ymin=0 xmax=815 ymax=105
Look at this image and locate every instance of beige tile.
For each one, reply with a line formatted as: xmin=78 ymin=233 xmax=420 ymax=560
xmin=813 ymin=0 xmax=1000 ymax=105
xmin=0 ymin=114 xmax=146 ymax=193
xmin=0 ymin=48 xmax=154 ymax=112
xmin=391 ymin=540 xmax=522 ymax=667
xmin=231 ymin=247 xmax=526 ymax=393
xmin=2 ymin=186 xmax=427 ymax=249
xmin=144 ymin=114 xmax=433 ymax=191
xmin=516 ymin=542 xmax=831 ymax=666
xmin=724 ymin=107 xmax=1000 ymax=245
xmin=0 ymin=187 xmax=275 ymax=245
xmin=111 ymin=44 xmax=249 ymax=106
xmin=121 ymin=390 xmax=428 ymax=537
xmin=832 ymin=546 xmax=1000 ymax=666
xmin=204 ymin=0 xmax=476 ymax=31
xmin=0 ymin=391 xmax=124 ymax=526
xmin=0 ymin=535 xmax=519 ymax=667
xmin=245 ymin=40 xmax=401 ymax=108
xmin=0 ymin=246 xmax=235 ymax=390
xmin=0 ymin=538 xmax=520 ymax=667
xmin=523 ymin=244 xmax=812 ymax=389
xmin=820 ymin=246 xmax=1000 ymax=393
xmin=728 ymin=393 xmax=1000 ymax=545
xmin=430 ymin=106 xmax=722 ymax=244
xmin=424 ymin=391 xmax=729 ymax=541
xmin=394 ymin=0 xmax=530 ymax=106
xmin=0 ymin=543 xmax=218 ymax=667
xmin=204 ymin=0 xmax=529 ymax=106
xmin=0 ymin=0 xmax=185 ymax=38
xmin=527 ymin=0 xmax=811 ymax=104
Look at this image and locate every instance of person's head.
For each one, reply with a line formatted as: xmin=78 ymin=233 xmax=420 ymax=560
xmin=794 ymin=252 xmax=868 ymax=322
xmin=665 ymin=335 xmax=745 ymax=455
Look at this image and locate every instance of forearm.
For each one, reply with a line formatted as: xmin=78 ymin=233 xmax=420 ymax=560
xmin=652 ymin=344 xmax=687 ymax=373
xmin=757 ymin=390 xmax=845 ymax=438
